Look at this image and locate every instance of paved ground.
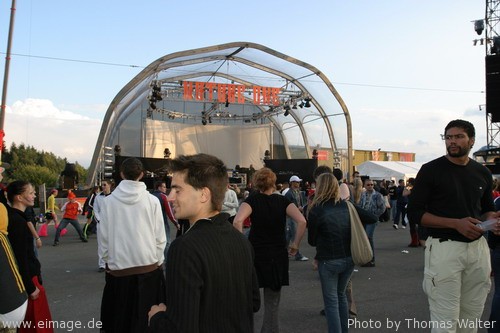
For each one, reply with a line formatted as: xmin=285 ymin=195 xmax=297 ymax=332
xmin=36 ymin=217 xmax=495 ymax=332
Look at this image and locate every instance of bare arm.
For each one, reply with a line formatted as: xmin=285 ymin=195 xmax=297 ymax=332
xmin=233 ymin=202 xmax=251 ymax=233
xmin=286 ymin=203 xmax=307 ymax=255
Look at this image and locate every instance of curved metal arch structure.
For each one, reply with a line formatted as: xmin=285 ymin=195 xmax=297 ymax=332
xmin=87 ymin=42 xmax=352 ymax=186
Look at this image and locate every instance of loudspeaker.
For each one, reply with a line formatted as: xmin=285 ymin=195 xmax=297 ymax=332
xmin=486 ymin=55 xmax=500 ymax=122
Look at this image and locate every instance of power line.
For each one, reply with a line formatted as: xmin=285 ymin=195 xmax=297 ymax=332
xmin=0 ymin=52 xmax=144 ymax=68
xmin=0 ymin=52 xmax=484 ymax=94
xmin=332 ymin=81 xmax=483 ymax=94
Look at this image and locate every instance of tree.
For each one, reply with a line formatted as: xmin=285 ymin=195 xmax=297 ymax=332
xmin=2 ymin=143 xmax=88 ymax=187
xmin=11 ymin=164 xmax=59 ymax=187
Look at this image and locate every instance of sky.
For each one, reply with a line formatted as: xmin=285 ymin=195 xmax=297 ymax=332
xmin=0 ymin=1 xmax=490 ymax=168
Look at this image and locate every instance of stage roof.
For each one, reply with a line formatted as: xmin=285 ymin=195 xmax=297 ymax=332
xmin=87 ymin=42 xmax=352 ymax=186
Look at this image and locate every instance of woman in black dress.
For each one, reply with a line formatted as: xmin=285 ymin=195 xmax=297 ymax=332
xmin=234 ymin=167 xmax=307 ymax=333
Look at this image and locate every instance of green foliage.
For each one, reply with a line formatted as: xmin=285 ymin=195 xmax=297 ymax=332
xmin=2 ymin=143 xmax=88 ymax=187
xmin=11 ymin=165 xmax=59 ymax=187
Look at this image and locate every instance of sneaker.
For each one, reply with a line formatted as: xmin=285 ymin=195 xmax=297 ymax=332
xmin=98 ymin=267 xmax=105 ymax=273
xmin=402 ymin=225 xmax=406 ymax=229
xmin=81 ymin=237 xmax=88 ymax=243
xmin=320 ymin=309 xmax=325 ymax=316
xmin=393 ymin=224 xmax=398 ymax=230
xmin=296 ymin=256 xmax=309 ymax=261
xmin=52 ymin=241 xmax=59 ymax=246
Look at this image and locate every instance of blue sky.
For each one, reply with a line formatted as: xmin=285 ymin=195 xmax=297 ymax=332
xmin=0 ymin=1 xmax=488 ymax=167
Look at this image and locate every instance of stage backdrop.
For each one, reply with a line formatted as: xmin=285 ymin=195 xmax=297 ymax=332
xmin=144 ymin=119 xmax=271 ymax=170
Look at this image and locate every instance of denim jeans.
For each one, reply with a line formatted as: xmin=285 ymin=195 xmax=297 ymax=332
xmin=394 ymin=202 xmax=407 ymax=226
xmin=285 ymin=217 xmax=304 ymax=259
xmin=489 ymin=247 xmax=500 ymax=332
xmin=318 ymin=257 xmax=355 ymax=333
xmin=54 ymin=218 xmax=85 ymax=242
xmin=162 ymin=222 xmax=172 ymax=274
xmin=364 ymin=222 xmax=378 ymax=262
xmin=390 ymin=199 xmax=398 ymax=220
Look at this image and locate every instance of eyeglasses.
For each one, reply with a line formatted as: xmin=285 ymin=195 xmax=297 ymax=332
xmin=441 ymin=134 xmax=467 ymax=141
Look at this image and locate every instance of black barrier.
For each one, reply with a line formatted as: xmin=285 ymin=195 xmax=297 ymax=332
xmin=113 ymin=156 xmax=171 ymax=190
xmin=263 ymin=159 xmax=318 ymax=185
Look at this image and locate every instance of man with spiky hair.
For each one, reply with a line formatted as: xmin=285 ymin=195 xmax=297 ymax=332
xmin=149 ymin=153 xmax=259 ymax=333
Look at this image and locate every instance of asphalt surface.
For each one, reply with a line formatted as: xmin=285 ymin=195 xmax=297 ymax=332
xmin=36 ymin=217 xmax=495 ymax=333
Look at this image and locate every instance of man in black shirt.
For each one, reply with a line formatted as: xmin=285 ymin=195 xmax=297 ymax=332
xmin=407 ymin=119 xmax=500 ymax=332
xmin=148 ymin=154 xmax=260 ymax=332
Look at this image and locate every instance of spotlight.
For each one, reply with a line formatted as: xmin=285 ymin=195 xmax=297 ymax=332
xmin=152 ymin=84 xmax=162 ymax=101
xmin=304 ymin=97 xmax=311 ymax=108
xmin=284 ymin=105 xmax=290 ymax=117
xmin=299 ymin=101 xmax=304 ymax=108
xmin=264 ymin=150 xmax=271 ymax=160
xmin=474 ymin=20 xmax=484 ymax=35
xmin=225 ymin=97 xmax=230 ymax=108
xmin=164 ymin=148 xmax=171 ymax=159
xmin=208 ymin=117 xmax=212 ymax=124
xmin=202 ymin=119 xmax=207 ymax=126
xmin=292 ymin=102 xmax=298 ymax=109
xmin=149 ymin=101 xmax=157 ymax=110
xmin=114 ymin=145 xmax=121 ymax=156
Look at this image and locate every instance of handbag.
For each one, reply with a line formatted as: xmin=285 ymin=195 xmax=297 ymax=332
xmin=346 ymin=201 xmax=373 ymax=266
xmin=20 ymin=276 xmax=54 ymax=333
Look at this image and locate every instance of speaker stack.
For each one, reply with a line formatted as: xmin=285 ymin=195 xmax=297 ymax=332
xmin=486 ymin=54 xmax=500 ymax=122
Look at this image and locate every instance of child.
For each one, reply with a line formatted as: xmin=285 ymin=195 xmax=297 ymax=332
xmin=53 ymin=191 xmax=88 ymax=246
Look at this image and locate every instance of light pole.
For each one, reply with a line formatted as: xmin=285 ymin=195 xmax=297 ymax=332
xmin=0 ymin=0 xmax=17 ymax=165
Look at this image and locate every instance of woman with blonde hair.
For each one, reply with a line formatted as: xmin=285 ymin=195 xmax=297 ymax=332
xmin=234 ymin=167 xmax=306 ymax=333
xmin=352 ymin=177 xmax=363 ymax=205
xmin=308 ymin=173 xmax=376 ymax=333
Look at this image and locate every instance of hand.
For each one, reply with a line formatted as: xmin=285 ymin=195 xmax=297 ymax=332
xmin=288 ymin=244 xmax=298 ymax=257
xmin=148 ymin=303 xmax=167 ymax=324
xmin=489 ymin=214 xmax=500 ymax=235
xmin=455 ymin=217 xmax=483 ymax=240
xmin=35 ymin=238 xmax=42 ymax=248
xmin=30 ymin=286 xmax=40 ymax=300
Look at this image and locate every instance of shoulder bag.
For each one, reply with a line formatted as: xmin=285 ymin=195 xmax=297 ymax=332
xmin=346 ymin=201 xmax=373 ymax=266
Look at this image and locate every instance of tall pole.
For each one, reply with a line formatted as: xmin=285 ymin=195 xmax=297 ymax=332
xmin=0 ymin=0 xmax=17 ymax=163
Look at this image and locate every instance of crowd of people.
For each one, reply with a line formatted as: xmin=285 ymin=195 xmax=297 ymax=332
xmin=3 ymin=119 xmax=500 ymax=332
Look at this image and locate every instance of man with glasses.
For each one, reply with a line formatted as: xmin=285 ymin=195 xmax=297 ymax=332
xmin=93 ymin=180 xmax=113 ymax=273
xmin=359 ymin=179 xmax=386 ymax=267
xmin=407 ymin=119 xmax=500 ymax=332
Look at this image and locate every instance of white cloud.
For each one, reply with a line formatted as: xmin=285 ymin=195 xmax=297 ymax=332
xmin=4 ymin=98 xmax=102 ymax=168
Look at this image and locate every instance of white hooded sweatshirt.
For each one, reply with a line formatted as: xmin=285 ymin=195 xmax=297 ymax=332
xmin=99 ymin=179 xmax=166 ymax=271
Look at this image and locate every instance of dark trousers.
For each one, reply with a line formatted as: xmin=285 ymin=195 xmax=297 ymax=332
xmin=100 ymin=268 xmax=166 ymax=333
xmin=393 ymin=203 xmax=407 ymax=226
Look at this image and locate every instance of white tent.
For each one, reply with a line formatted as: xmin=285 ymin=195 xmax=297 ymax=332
xmin=356 ymin=161 xmax=423 ymax=181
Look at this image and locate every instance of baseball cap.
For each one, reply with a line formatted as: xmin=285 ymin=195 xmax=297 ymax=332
xmin=289 ymin=175 xmax=302 ymax=183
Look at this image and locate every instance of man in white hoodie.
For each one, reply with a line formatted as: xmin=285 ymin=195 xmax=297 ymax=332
xmin=99 ymin=157 xmax=166 ymax=333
